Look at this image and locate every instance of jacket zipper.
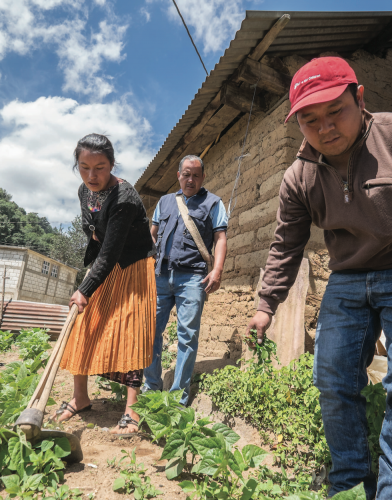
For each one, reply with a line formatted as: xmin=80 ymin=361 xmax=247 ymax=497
xmin=297 ymin=118 xmax=374 ymax=204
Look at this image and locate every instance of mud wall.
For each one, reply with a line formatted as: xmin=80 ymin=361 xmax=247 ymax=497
xmin=147 ymin=49 xmax=392 ymax=361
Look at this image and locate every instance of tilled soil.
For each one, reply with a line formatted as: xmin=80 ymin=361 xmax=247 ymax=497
xmin=0 ymin=347 xmax=187 ymax=499
xmin=47 ymin=368 xmax=188 ymax=500
xmin=1 ymin=344 xmax=276 ymax=500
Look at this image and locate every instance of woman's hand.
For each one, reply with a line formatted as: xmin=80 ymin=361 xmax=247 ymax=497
xmin=69 ymin=290 xmax=89 ymax=314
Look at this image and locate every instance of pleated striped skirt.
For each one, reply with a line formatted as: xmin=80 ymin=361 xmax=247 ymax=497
xmin=60 ymin=257 xmax=156 ymax=383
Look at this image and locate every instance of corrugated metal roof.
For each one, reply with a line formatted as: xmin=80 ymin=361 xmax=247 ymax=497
xmin=135 ymin=10 xmax=392 ymax=193
xmin=0 ymin=300 xmax=69 ymax=339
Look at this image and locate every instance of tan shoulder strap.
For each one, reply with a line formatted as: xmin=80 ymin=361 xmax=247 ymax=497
xmin=176 ymin=194 xmax=212 ymax=265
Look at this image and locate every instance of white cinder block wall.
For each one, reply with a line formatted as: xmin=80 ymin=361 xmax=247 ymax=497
xmin=0 ymin=246 xmax=78 ymax=306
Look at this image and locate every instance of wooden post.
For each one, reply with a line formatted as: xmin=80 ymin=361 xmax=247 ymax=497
xmin=0 ymin=265 xmax=7 ymax=323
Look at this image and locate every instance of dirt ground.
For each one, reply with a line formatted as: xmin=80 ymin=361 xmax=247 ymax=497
xmin=1 ymin=346 xmax=188 ymax=499
xmin=0 ymin=344 xmax=275 ymax=500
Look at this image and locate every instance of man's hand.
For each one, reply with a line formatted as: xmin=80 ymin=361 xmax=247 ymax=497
xmin=245 ymin=311 xmax=273 ymax=347
xmin=202 ymin=268 xmax=222 ymax=294
xmin=69 ymin=290 xmax=89 ymax=314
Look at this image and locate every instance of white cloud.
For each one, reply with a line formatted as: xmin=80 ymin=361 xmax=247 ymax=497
xmin=148 ymin=0 xmax=244 ymax=54
xmin=140 ymin=7 xmax=151 ymax=22
xmin=57 ymin=20 xmax=127 ymax=98
xmin=0 ymin=0 xmax=128 ymax=98
xmin=0 ymin=97 xmax=153 ymax=225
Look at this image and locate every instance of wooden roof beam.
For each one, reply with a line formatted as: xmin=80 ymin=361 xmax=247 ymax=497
xmin=237 ymin=57 xmax=291 ymax=95
xmin=220 ymin=81 xmax=267 ymax=114
xmin=139 ymin=187 xmax=166 ymax=199
xmin=249 ymin=14 xmax=291 ymax=61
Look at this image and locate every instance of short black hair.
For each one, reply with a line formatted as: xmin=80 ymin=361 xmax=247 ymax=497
xmin=346 ymin=82 xmax=359 ymax=105
xmin=73 ymin=133 xmax=115 ymax=171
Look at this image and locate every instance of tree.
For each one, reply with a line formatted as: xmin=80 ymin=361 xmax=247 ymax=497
xmin=0 ymin=189 xmax=54 ymax=254
xmin=50 ymin=215 xmax=88 ymax=287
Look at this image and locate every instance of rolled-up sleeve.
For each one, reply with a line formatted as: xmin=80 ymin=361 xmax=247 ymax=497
xmin=152 ymin=201 xmax=160 ymax=226
xmin=210 ymin=200 xmax=228 ymax=232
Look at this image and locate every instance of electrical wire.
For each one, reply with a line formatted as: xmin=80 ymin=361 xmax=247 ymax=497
xmin=227 ymin=80 xmax=261 ymax=221
xmin=171 ymin=0 xmax=209 ymax=77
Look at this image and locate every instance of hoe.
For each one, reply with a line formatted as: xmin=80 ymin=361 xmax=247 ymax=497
xmin=15 ymin=303 xmax=83 ymax=463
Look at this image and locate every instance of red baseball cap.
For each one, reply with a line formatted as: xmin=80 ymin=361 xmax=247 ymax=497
xmin=285 ymin=57 xmax=358 ymax=123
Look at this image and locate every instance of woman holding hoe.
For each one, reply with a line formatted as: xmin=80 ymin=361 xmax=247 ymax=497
xmin=52 ymin=133 xmax=156 ymax=435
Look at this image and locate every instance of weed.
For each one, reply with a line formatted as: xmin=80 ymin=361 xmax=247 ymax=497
xmin=166 ymin=321 xmax=177 ymax=344
xmin=162 ymin=321 xmax=178 ymax=370
xmin=162 ymin=349 xmax=176 ymax=370
xmin=95 ymin=376 xmax=127 ymax=401
xmin=112 ymin=448 xmax=163 ymax=498
xmin=361 ymin=381 xmax=386 ymax=473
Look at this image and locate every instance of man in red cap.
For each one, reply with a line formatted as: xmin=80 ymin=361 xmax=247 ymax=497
xmin=247 ymin=56 xmax=392 ymax=499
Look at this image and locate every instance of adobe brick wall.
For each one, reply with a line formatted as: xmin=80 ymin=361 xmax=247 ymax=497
xmin=147 ymin=49 xmax=392 ymax=360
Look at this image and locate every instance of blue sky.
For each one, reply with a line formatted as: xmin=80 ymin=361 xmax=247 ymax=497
xmin=0 ymin=0 xmax=390 ymax=226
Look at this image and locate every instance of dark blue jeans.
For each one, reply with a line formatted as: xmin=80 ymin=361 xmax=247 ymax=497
xmin=314 ymin=270 xmax=392 ymax=499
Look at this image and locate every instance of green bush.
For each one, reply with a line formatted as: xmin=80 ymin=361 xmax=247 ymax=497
xmin=201 ymin=352 xmax=329 ymax=473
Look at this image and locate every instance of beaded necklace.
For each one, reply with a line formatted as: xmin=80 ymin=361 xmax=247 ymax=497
xmin=87 ymin=179 xmax=124 ymax=212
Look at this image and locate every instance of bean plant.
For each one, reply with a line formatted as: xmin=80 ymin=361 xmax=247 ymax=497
xmin=15 ymin=328 xmax=51 ymax=361
xmin=0 ymin=428 xmax=78 ymax=499
xmin=0 ymin=330 xmax=15 ymax=353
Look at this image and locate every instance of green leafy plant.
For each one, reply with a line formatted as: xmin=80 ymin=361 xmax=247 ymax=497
xmin=95 ymin=376 xmax=127 ymax=401
xmin=361 ymin=381 xmax=386 ymax=472
xmin=255 ymin=465 xmax=314 ymax=497
xmin=0 ymin=330 xmax=14 ymax=353
xmin=166 ymin=321 xmax=177 ymax=344
xmin=246 ymin=329 xmax=278 ymax=372
xmin=161 ymin=321 xmax=178 ymax=370
xmin=178 ymin=433 xmax=268 ymax=500
xmin=42 ymin=484 xmax=83 ymax=500
xmin=15 ymin=328 xmax=51 ymax=361
xmin=162 ymin=349 xmax=176 ymax=370
xmin=0 ymin=355 xmax=55 ymax=426
xmin=130 ymin=389 xmax=185 ymax=442
xmin=285 ymin=483 xmax=366 ymax=500
xmin=1 ymin=428 xmax=72 ymax=499
xmin=202 ymin=350 xmax=329 ymax=474
xmin=112 ymin=448 xmax=163 ymax=498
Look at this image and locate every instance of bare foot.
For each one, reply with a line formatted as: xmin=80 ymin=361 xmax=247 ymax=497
xmin=110 ymin=410 xmax=139 ymax=435
xmin=50 ymin=397 xmax=91 ymax=423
